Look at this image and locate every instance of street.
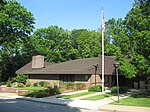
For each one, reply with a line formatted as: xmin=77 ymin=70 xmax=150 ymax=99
xmin=0 ymin=97 xmax=102 ymax=112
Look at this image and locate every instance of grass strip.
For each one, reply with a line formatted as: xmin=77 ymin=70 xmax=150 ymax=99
xmin=57 ymin=92 xmax=94 ymax=99
xmin=82 ymin=94 xmax=112 ymax=100
xmin=111 ymin=93 xmax=150 ymax=107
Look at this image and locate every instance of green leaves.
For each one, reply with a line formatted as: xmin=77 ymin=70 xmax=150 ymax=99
xmin=0 ymin=0 xmax=35 ymax=45
xmin=119 ymin=59 xmax=137 ymax=78
xmin=13 ymin=74 xmax=28 ymax=84
xmin=0 ymin=0 xmax=35 ymax=81
xmin=1 ymin=0 xmax=149 ymax=82
xmin=106 ymin=0 xmax=150 ymax=78
xmin=25 ymin=26 xmax=116 ymax=63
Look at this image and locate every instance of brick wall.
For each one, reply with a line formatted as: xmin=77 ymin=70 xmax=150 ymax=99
xmin=0 ymin=87 xmax=17 ymax=93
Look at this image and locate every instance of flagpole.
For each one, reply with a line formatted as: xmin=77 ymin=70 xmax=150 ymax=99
xmin=101 ymin=7 xmax=104 ymax=93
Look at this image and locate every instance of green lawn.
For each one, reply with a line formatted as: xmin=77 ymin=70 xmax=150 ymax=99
xmin=82 ymin=93 xmax=112 ymax=100
xmin=15 ymin=86 xmax=46 ymax=91
xmin=111 ymin=92 xmax=150 ymax=107
xmin=57 ymin=92 xmax=94 ymax=99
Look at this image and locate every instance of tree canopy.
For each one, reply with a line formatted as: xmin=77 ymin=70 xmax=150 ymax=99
xmin=106 ymin=0 xmax=150 ymax=78
xmin=0 ymin=0 xmax=149 ymax=81
xmin=0 ymin=0 xmax=35 ymax=81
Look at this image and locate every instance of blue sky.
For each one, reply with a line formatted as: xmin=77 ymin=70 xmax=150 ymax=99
xmin=18 ymin=0 xmax=134 ymax=31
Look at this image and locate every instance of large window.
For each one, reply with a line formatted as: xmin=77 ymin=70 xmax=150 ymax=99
xmin=60 ymin=74 xmax=75 ymax=82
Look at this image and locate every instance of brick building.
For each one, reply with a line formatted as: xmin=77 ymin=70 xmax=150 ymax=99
xmin=16 ymin=55 xmax=148 ymax=89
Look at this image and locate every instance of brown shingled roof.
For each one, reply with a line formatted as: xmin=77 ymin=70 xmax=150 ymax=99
xmin=15 ymin=61 xmax=53 ymax=74
xmin=16 ymin=56 xmax=116 ymax=75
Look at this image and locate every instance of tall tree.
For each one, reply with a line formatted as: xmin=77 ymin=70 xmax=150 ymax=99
xmin=106 ymin=0 xmax=150 ymax=78
xmin=29 ymin=26 xmax=115 ymax=63
xmin=70 ymin=29 xmax=102 ymax=58
xmin=0 ymin=0 xmax=35 ymax=45
xmin=0 ymin=0 xmax=35 ymax=81
xmin=125 ymin=0 xmax=150 ymax=76
xmin=27 ymin=26 xmax=70 ymax=62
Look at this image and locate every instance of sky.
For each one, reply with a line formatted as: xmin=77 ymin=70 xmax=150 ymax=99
xmin=18 ymin=0 xmax=134 ymax=31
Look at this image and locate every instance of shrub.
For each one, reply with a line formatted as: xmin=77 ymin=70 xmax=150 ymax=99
xmin=26 ymin=89 xmax=49 ymax=98
xmin=65 ymin=82 xmax=75 ymax=90
xmin=75 ymin=83 xmax=86 ymax=90
xmin=25 ymin=81 xmax=31 ymax=87
xmin=59 ymin=81 xmax=65 ymax=89
xmin=26 ymin=87 xmax=61 ymax=98
xmin=6 ymin=79 xmax=12 ymax=87
xmin=111 ymin=86 xmax=128 ymax=94
xmin=12 ymin=82 xmax=18 ymax=87
xmin=88 ymin=85 xmax=102 ymax=92
xmin=111 ymin=86 xmax=118 ymax=94
xmin=49 ymin=86 xmax=61 ymax=95
xmin=17 ymin=83 xmax=24 ymax=87
xmin=39 ymin=81 xmax=49 ymax=87
xmin=33 ymin=82 xmax=38 ymax=87
xmin=13 ymin=74 xmax=28 ymax=84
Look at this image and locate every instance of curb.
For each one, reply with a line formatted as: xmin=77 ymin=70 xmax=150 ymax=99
xmin=99 ymin=108 xmax=131 ymax=112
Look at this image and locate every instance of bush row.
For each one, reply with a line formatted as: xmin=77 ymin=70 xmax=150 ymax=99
xmin=6 ymin=81 xmax=52 ymax=88
xmin=88 ymin=85 xmax=129 ymax=94
xmin=38 ymin=81 xmax=49 ymax=87
xmin=26 ymin=86 xmax=61 ymax=98
xmin=88 ymin=85 xmax=102 ymax=92
xmin=59 ymin=82 xmax=86 ymax=90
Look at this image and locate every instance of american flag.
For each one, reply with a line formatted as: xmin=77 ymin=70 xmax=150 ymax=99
xmin=102 ymin=10 xmax=105 ymax=32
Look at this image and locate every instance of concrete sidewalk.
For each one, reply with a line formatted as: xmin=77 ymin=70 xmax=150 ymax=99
xmin=0 ymin=93 xmax=24 ymax=99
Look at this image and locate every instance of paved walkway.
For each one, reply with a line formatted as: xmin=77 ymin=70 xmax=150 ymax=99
xmin=0 ymin=93 xmax=24 ymax=99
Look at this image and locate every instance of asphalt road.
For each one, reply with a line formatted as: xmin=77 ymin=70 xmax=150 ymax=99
xmin=0 ymin=97 xmax=102 ymax=112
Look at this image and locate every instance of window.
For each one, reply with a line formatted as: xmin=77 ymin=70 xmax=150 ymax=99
xmin=60 ymin=74 xmax=75 ymax=82
xmin=85 ymin=75 xmax=88 ymax=80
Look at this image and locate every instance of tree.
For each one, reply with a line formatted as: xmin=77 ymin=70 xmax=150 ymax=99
xmin=70 ymin=29 xmax=101 ymax=58
xmin=106 ymin=0 xmax=150 ymax=78
xmin=125 ymin=0 xmax=150 ymax=76
xmin=27 ymin=26 xmax=70 ymax=62
xmin=28 ymin=26 xmax=115 ymax=63
xmin=0 ymin=0 xmax=35 ymax=45
xmin=0 ymin=0 xmax=35 ymax=81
